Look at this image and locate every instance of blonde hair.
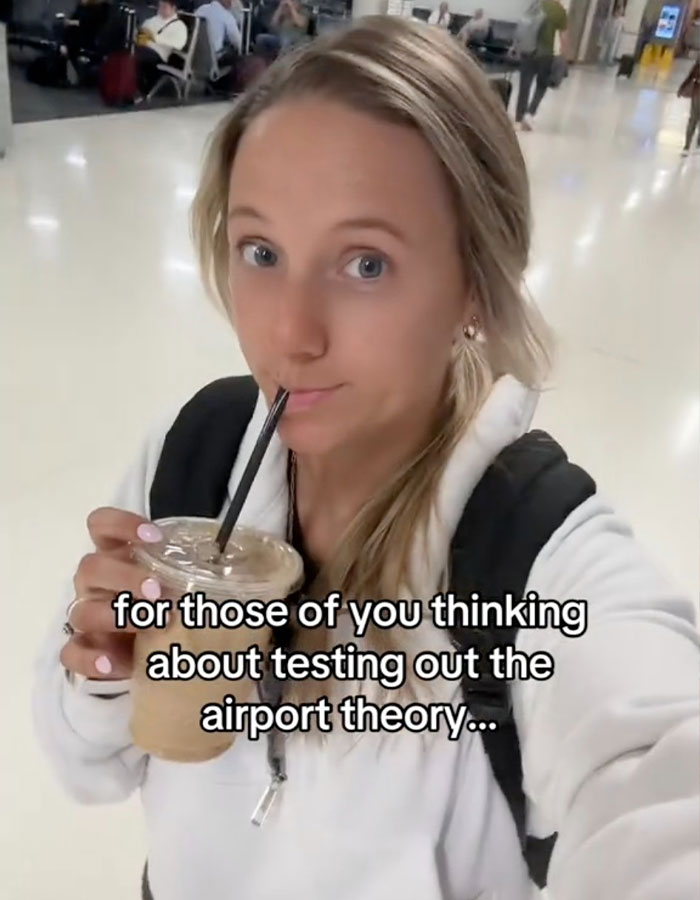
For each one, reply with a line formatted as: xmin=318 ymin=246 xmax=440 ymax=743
xmin=192 ymin=17 xmax=552 ymax=700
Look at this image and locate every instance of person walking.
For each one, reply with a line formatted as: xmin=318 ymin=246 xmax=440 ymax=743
xmin=514 ymin=0 xmax=569 ymax=131
xmin=678 ymin=59 xmax=700 ymax=156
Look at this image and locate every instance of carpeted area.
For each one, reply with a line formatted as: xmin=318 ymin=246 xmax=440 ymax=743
xmin=8 ymin=47 xmax=223 ymax=123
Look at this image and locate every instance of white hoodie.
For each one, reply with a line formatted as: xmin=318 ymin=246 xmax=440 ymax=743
xmin=33 ymin=376 xmax=700 ymax=900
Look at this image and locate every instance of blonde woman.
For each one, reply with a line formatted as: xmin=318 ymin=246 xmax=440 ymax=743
xmin=33 ymin=17 xmax=698 ymax=900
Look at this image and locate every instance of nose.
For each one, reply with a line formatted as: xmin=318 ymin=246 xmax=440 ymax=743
xmin=272 ymin=275 xmax=328 ymax=363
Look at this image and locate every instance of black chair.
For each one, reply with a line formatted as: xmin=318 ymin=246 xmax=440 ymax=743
xmin=450 ymin=13 xmax=469 ymax=35
xmin=249 ymin=0 xmax=276 ymax=42
xmin=489 ymin=19 xmax=517 ymax=50
xmin=240 ymin=3 xmax=252 ymax=53
xmin=411 ymin=6 xmax=430 ymax=22
xmin=8 ymin=0 xmax=73 ymax=51
xmin=196 ymin=12 xmax=234 ymax=85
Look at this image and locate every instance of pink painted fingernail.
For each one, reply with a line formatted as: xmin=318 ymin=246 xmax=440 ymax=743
xmin=141 ymin=577 xmax=161 ymax=601
xmin=95 ymin=655 xmax=112 ymax=675
xmin=137 ymin=523 xmax=163 ymax=543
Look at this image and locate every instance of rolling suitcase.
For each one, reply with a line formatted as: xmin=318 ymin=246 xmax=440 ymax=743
xmin=99 ymin=50 xmax=138 ymax=105
xmin=98 ymin=6 xmax=138 ymax=106
xmin=617 ymin=54 xmax=634 ymax=78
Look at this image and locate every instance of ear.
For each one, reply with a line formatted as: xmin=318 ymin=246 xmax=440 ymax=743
xmin=459 ymin=291 xmax=479 ymax=333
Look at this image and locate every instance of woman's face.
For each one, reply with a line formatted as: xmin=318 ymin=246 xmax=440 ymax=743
xmin=227 ymin=98 xmax=470 ymax=457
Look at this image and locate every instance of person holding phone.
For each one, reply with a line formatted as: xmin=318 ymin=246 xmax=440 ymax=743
xmin=33 ymin=17 xmax=699 ymax=900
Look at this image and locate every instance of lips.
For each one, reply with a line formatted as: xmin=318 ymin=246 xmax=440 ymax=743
xmin=282 ymin=385 xmax=341 ymax=413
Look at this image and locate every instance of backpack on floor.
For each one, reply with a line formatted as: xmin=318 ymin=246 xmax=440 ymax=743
xmin=99 ymin=49 xmax=138 ymax=106
xmin=26 ymin=52 xmax=67 ymax=88
xmin=146 ymin=375 xmax=596 ymax=890
xmin=490 ymin=75 xmax=513 ymax=109
xmin=513 ymin=0 xmax=546 ymax=56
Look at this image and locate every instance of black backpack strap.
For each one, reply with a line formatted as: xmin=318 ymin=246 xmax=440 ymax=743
xmin=449 ymin=429 xmax=596 ymax=887
xmin=149 ymin=375 xmax=259 ymax=521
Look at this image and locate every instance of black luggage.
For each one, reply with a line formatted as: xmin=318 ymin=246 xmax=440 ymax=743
xmin=617 ymin=54 xmax=634 ymax=78
xmin=26 ymin=52 xmax=67 ymax=87
xmin=549 ymin=55 xmax=568 ymax=87
xmin=490 ymin=75 xmax=512 ymax=109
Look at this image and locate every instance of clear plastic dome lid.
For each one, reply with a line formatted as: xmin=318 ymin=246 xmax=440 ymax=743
xmin=132 ymin=517 xmax=304 ymax=600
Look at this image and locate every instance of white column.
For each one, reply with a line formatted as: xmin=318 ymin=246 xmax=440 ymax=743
xmin=619 ymin=0 xmax=648 ymax=56
xmin=579 ymin=0 xmax=604 ymax=62
xmin=0 ymin=23 xmax=11 ymax=158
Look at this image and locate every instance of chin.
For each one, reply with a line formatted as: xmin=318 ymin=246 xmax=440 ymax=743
xmin=277 ymin=417 xmax=348 ymax=457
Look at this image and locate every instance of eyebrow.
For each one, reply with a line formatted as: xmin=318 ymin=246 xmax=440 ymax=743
xmin=228 ymin=205 xmax=269 ymax=222
xmin=332 ymin=217 xmax=408 ymax=244
xmin=228 ymin=208 xmax=407 ymax=244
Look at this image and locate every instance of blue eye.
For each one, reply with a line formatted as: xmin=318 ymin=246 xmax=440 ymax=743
xmin=240 ymin=242 xmax=278 ymax=268
xmin=344 ymin=255 xmax=387 ymax=280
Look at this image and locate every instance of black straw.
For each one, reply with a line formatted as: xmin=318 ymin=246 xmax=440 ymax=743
xmin=215 ymin=386 xmax=290 ymax=555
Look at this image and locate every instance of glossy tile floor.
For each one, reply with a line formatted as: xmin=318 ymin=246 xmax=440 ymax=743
xmin=1 ymin=65 xmax=699 ymax=898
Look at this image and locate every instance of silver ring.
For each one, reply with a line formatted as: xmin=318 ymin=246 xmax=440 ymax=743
xmin=64 ymin=597 xmax=85 ymax=636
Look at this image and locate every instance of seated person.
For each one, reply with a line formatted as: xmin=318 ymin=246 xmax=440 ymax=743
xmin=135 ymin=0 xmax=188 ymax=96
xmin=458 ymin=8 xmax=491 ymax=46
xmin=197 ymin=0 xmax=242 ymax=63
xmin=255 ymin=0 xmax=308 ymax=57
xmin=428 ymin=2 xmax=451 ymax=29
xmin=58 ymin=0 xmax=112 ymax=85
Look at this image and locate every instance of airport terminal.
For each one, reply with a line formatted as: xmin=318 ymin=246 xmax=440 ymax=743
xmin=1 ymin=2 xmax=698 ymax=898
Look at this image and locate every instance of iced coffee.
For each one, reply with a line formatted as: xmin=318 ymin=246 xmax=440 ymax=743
xmin=130 ymin=517 xmax=303 ymax=763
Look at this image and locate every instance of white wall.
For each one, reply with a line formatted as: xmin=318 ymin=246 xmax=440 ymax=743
xmin=418 ymin=0 xmax=529 ymax=19
xmin=0 ymin=24 xmax=10 ymax=156
xmin=445 ymin=0 xmax=529 ymax=18
xmin=352 ymin=0 xmax=388 ymax=17
xmin=353 ymin=0 xmax=530 ymax=22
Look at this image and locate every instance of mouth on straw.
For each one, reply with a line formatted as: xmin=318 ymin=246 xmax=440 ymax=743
xmin=214 ymin=386 xmax=290 ymax=556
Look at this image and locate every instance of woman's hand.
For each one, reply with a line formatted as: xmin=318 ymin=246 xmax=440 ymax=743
xmin=59 ymin=508 xmax=164 ymax=681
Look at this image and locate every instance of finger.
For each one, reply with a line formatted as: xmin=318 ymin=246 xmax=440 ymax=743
xmin=60 ymin=633 xmax=135 ymax=680
xmin=86 ymin=507 xmax=164 ymax=552
xmin=69 ymin=596 xmax=151 ymax=635
xmin=101 ymin=544 xmax=135 ymax=563
xmin=74 ymin=553 xmax=162 ymax=601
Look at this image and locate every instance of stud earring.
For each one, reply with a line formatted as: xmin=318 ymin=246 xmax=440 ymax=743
xmin=463 ymin=316 xmax=480 ymax=340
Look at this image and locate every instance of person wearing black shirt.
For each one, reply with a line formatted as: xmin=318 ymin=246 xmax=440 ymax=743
xmin=59 ymin=0 xmax=112 ymax=84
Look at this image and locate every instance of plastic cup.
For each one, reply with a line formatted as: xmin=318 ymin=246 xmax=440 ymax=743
xmin=130 ymin=517 xmax=303 ymax=763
